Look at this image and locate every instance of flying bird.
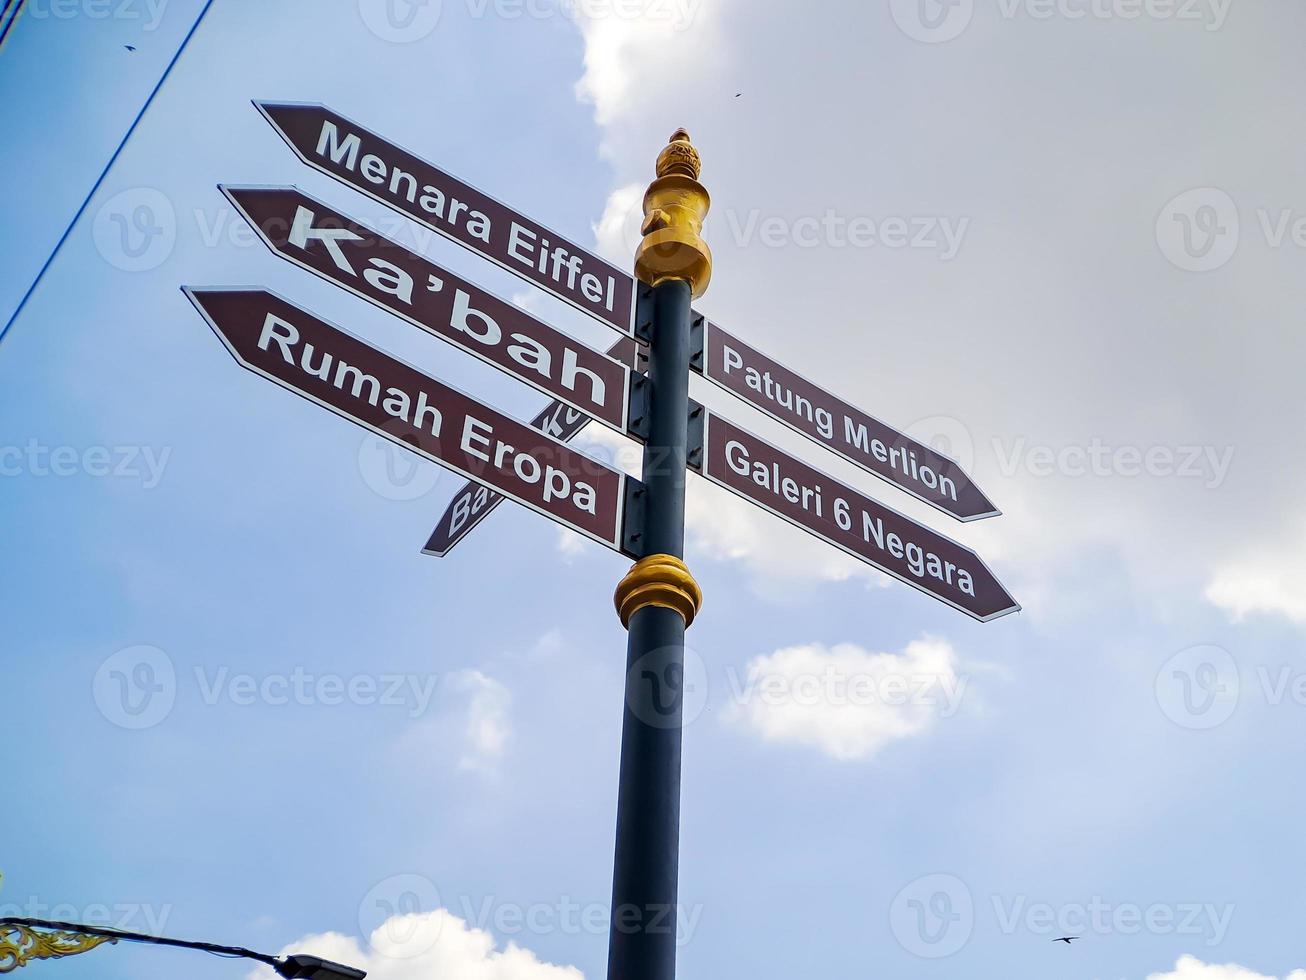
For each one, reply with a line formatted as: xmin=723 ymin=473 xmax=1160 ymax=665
xmin=734 ymin=92 xmax=742 ymax=98
xmin=1053 ymin=937 xmax=1080 ymax=944
xmin=124 ymin=44 xmax=136 ymax=51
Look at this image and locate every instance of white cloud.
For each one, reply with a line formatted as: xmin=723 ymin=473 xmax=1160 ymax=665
xmin=572 ymin=3 xmax=712 ymax=128
xmin=592 ymin=182 xmax=645 ymax=267
xmin=1146 ymin=955 xmax=1306 ymax=980
xmin=724 ymin=637 xmax=962 ymax=760
xmin=395 ymin=669 xmax=513 ymax=775
xmin=1205 ymin=526 xmax=1306 ymax=623
xmin=452 ymin=670 xmax=513 ymax=772
xmin=511 ymin=290 xmax=543 ymax=313
xmin=245 ymin=910 xmax=581 ymax=980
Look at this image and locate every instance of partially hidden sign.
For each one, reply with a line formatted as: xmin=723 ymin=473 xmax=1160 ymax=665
xmin=424 ymin=337 xmax=644 ymax=557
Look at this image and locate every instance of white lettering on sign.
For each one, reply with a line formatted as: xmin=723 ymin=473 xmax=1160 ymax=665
xmin=310 ymin=120 xmax=618 ymax=317
xmin=720 ymin=344 xmax=837 ymax=441
xmin=460 ymin=416 xmax=598 ymax=515
xmin=723 ymin=432 xmax=977 ymax=599
xmin=716 ymin=335 xmax=961 ymax=506
xmin=505 ymin=222 xmax=618 ymax=315
xmin=449 ymin=484 xmax=494 ymax=537
xmin=257 ymin=313 xmax=443 ymax=437
xmin=861 ymin=513 xmax=975 ymax=597
xmin=283 ymin=204 xmax=610 ymax=412
xmin=314 ymin=121 xmax=493 ymax=243
xmin=725 ymin=439 xmax=825 ymax=516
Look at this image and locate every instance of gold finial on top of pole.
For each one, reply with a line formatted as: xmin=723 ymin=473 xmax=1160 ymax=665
xmin=634 ymin=128 xmax=712 ymax=297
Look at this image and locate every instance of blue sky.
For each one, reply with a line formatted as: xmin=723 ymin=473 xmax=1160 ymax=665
xmin=4 ymin=2 xmax=1306 ymax=979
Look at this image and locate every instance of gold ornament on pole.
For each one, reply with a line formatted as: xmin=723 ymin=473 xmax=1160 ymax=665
xmin=614 ymin=553 xmax=703 ymax=628
xmin=0 ymin=924 xmax=117 ymax=972
xmin=634 ymin=128 xmax=712 ymax=296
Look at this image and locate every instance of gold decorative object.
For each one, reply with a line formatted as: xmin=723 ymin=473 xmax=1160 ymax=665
xmin=614 ymin=553 xmax=703 ymax=628
xmin=0 ymin=925 xmax=117 ymax=972
xmin=634 ymin=128 xmax=712 ymax=297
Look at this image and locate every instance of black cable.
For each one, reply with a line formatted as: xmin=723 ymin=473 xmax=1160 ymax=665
xmin=0 ymin=0 xmax=26 ymax=51
xmin=0 ymin=0 xmax=216 ymax=346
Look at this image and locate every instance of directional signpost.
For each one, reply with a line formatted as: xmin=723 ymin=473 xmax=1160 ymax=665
xmin=253 ymin=100 xmax=1002 ymax=530
xmin=184 ymin=105 xmax=1023 ymax=980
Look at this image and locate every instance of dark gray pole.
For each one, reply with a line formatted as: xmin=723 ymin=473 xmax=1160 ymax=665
xmin=607 ymin=127 xmax=711 ymax=980
xmin=607 ymin=279 xmax=693 ymax=980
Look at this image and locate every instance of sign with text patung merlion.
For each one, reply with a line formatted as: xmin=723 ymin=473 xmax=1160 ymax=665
xmin=702 ymin=322 xmax=999 ymax=522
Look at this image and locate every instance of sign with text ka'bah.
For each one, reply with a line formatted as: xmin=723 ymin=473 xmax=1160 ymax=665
xmin=222 ymin=186 xmax=632 ymax=434
xmin=256 ymin=102 xmax=636 ymax=335
xmin=185 ymin=288 xmax=631 ymax=552
xmin=701 ymin=414 xmax=1018 ymax=622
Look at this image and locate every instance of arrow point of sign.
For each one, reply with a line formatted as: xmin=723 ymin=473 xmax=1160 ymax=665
xmin=958 ymin=497 xmax=1003 ymax=524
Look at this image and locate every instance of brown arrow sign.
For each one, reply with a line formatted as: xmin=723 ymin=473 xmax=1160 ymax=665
xmin=255 ymin=102 xmax=635 ymax=335
xmin=701 ymin=322 xmax=999 ymax=523
xmin=222 ymin=186 xmax=632 ymax=435
xmin=700 ymin=413 xmax=1018 ymax=621
xmin=185 ymin=288 xmax=632 ymax=553
xmin=424 ymin=338 xmax=645 ymax=557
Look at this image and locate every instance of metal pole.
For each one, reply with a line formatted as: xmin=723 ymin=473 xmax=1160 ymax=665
xmin=608 ymin=279 xmax=692 ymax=980
xmin=609 ymin=130 xmax=711 ymax=980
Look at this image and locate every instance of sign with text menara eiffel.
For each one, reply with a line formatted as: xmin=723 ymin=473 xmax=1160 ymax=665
xmin=255 ymin=99 xmax=996 ymax=523
xmin=256 ymin=101 xmax=636 ymax=335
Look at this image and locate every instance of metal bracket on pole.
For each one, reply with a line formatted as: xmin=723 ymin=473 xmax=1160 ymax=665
xmin=627 ymin=374 xmax=705 ymax=461
xmin=635 ymin=282 xmax=657 ymax=345
xmin=621 ymin=481 xmax=649 ymax=559
xmin=688 ymin=311 xmax=705 ymax=373
xmin=627 ymin=373 xmax=652 ymax=442
xmin=687 ymin=401 xmax=705 ymax=472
